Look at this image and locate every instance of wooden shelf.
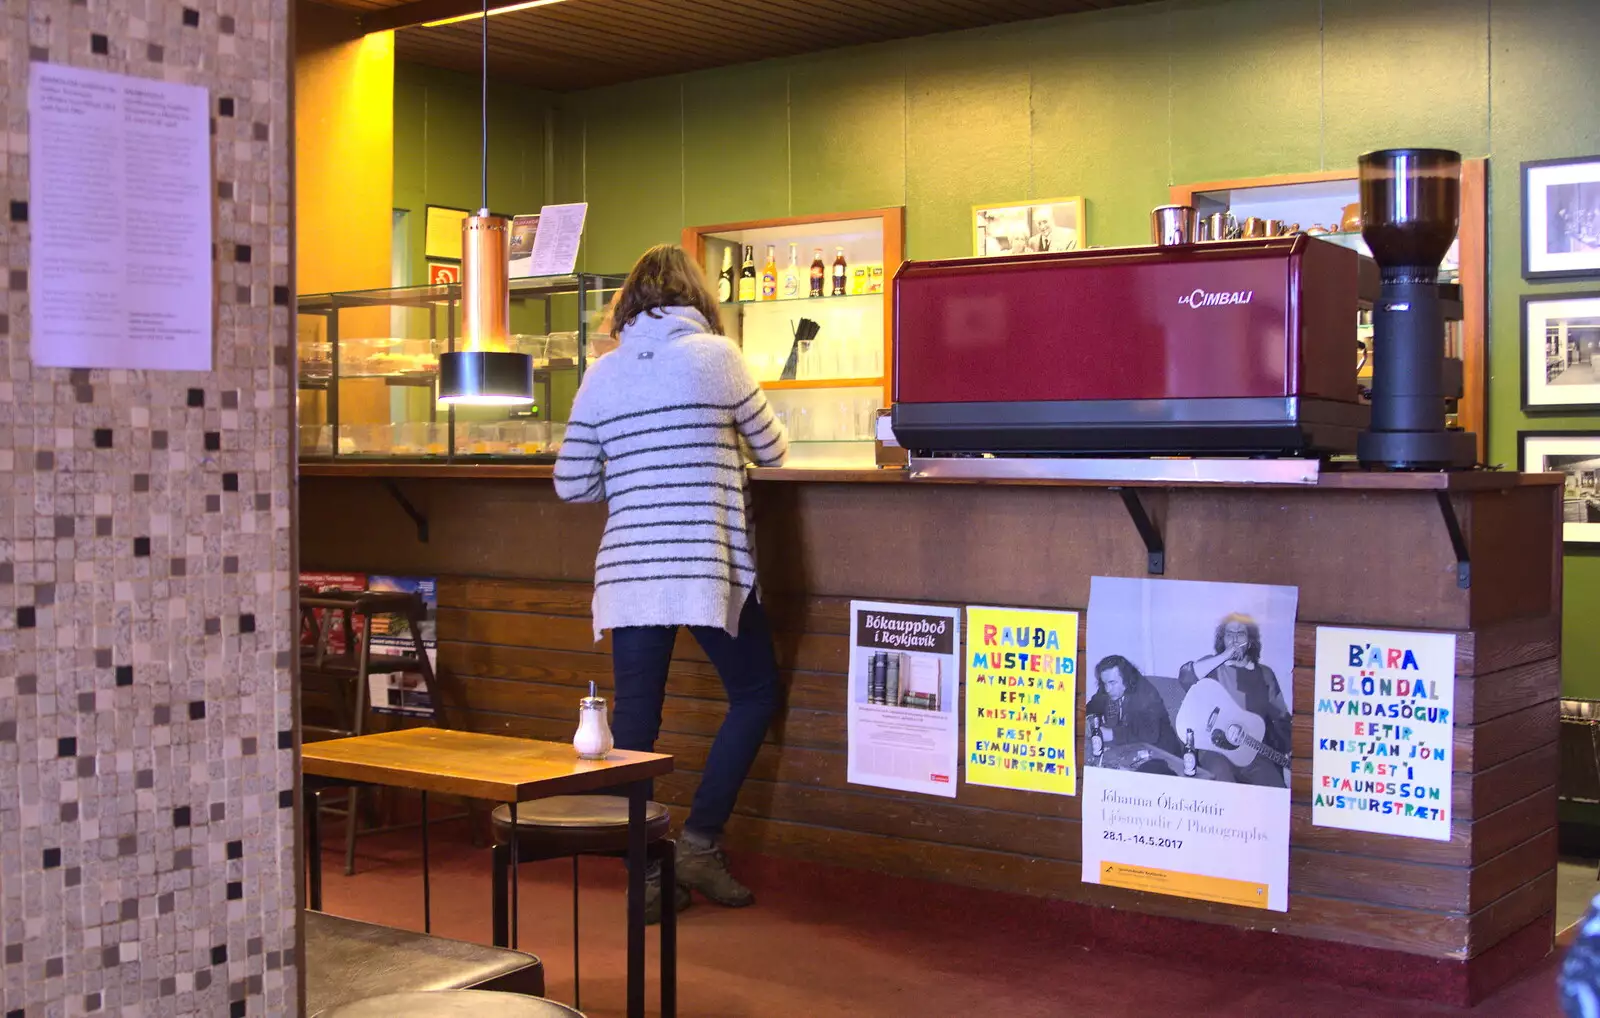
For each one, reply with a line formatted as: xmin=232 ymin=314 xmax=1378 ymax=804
xmin=684 ymin=206 xmax=904 ymax=409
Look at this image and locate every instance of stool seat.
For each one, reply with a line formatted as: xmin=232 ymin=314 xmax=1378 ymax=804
xmin=304 ymin=912 xmax=545 ymax=1017
xmin=491 ymin=795 xmax=670 ymax=859
xmin=321 ymin=990 xmax=583 ymax=1017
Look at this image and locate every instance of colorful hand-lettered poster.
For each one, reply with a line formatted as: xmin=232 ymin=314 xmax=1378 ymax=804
xmin=846 ymin=601 xmax=962 ymax=798
xmin=1312 ymin=627 xmax=1456 ymax=841
xmin=1083 ymin=576 xmax=1299 ymax=912
xmin=963 ymin=606 xmax=1079 ymax=796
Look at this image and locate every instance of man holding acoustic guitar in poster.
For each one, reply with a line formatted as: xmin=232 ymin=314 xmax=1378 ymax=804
xmin=1174 ymin=613 xmax=1294 ymax=789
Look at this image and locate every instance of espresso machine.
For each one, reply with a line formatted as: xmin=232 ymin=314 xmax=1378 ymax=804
xmin=890 ymin=151 xmax=1473 ymax=469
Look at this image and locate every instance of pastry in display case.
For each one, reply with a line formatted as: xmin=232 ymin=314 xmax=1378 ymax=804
xmin=683 ymin=208 xmax=903 ymax=469
xmin=296 ymin=274 xmax=623 ymax=461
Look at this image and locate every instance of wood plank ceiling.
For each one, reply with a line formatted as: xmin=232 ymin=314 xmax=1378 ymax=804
xmin=318 ymin=0 xmax=1162 ymax=91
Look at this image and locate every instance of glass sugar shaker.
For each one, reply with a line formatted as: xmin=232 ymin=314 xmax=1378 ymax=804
xmin=573 ymin=680 xmax=614 ymax=760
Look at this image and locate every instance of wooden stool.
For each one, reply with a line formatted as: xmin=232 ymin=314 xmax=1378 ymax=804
xmin=321 ymin=990 xmax=584 ymax=1017
xmin=300 ymin=587 xmax=441 ymax=876
xmin=305 ymin=911 xmax=546 ymax=1017
xmin=489 ymin=795 xmax=674 ymax=1013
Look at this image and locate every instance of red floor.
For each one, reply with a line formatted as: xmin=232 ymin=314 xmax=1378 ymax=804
xmin=315 ymin=821 xmax=1566 ymax=1018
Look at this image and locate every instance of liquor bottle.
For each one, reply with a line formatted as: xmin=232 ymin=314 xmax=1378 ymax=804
xmin=831 ymin=246 xmax=848 ymax=296
xmin=810 ymin=248 xmax=826 ymax=297
xmin=717 ymin=247 xmax=735 ymax=303
xmin=1183 ymin=728 xmax=1198 ymax=777
xmin=761 ymin=244 xmax=778 ymax=301
xmin=738 ymin=245 xmax=757 ymax=302
xmin=1088 ymin=715 xmax=1103 ymax=762
xmin=780 ymin=243 xmax=801 ymax=299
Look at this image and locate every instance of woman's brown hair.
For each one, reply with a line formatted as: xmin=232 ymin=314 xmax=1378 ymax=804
xmin=610 ymin=244 xmax=724 ymax=338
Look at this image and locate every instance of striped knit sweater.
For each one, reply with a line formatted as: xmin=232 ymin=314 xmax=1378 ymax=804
xmin=554 ymin=306 xmax=788 ymax=640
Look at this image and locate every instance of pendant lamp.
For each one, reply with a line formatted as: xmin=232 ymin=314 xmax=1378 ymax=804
xmin=437 ymin=0 xmax=533 ymax=407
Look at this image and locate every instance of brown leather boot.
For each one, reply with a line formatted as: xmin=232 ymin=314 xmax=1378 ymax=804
xmin=675 ymin=832 xmax=754 ymax=907
xmin=644 ymin=867 xmax=691 ymax=926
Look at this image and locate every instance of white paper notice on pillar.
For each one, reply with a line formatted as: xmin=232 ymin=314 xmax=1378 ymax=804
xmin=28 ymin=62 xmax=213 ymax=371
xmin=1312 ymin=627 xmax=1457 ymax=841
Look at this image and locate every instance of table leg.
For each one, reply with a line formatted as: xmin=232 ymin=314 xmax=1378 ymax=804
xmin=510 ymin=799 xmax=520 ymax=950
xmin=626 ymin=781 xmax=646 ymax=1018
xmin=421 ymin=790 xmax=431 ymax=934
xmin=305 ymin=785 xmax=323 ymax=912
xmin=661 ymin=838 xmax=677 ymax=1018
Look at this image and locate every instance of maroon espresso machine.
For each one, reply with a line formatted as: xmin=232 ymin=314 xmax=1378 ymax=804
xmin=891 ymin=236 xmax=1373 ymax=458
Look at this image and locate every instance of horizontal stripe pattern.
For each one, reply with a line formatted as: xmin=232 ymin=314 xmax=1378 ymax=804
xmin=552 ymin=307 xmax=787 ymax=638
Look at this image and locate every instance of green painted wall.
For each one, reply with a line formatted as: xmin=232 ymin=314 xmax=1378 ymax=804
xmin=392 ymin=61 xmax=553 ymax=286
xmin=397 ymin=0 xmax=1600 ymax=692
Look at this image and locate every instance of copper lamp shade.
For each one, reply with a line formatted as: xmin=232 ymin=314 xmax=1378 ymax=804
xmin=438 ymin=210 xmax=534 ymax=407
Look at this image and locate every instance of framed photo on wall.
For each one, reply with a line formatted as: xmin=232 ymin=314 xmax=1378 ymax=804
xmin=1523 ymin=156 xmax=1600 ymax=280
xmin=424 ymin=205 xmax=471 ymax=262
xmin=973 ymin=197 xmax=1085 ymax=257
xmin=1519 ymin=431 xmax=1600 ymax=546
xmin=1522 ymin=291 xmax=1600 ymax=411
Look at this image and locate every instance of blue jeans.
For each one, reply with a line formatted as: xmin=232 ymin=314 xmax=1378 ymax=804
xmin=609 ymin=593 xmax=779 ymax=838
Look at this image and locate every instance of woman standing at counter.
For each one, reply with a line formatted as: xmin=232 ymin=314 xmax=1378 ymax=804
xmin=554 ymin=244 xmax=789 ymax=921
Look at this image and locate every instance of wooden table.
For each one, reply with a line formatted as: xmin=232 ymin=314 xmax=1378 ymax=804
xmin=301 ymin=728 xmax=675 ymax=1018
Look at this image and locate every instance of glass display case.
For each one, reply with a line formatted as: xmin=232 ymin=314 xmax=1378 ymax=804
xmin=296 ymin=273 xmax=623 ymax=461
xmin=683 ymin=208 xmax=903 ymax=469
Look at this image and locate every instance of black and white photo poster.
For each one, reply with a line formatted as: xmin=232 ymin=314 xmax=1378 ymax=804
xmin=1083 ymin=576 xmax=1299 ymax=912
xmin=846 ymin=600 xmax=961 ymax=798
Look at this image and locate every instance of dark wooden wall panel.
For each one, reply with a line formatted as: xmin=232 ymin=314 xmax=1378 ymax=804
xmin=299 ymin=474 xmax=1562 ymax=966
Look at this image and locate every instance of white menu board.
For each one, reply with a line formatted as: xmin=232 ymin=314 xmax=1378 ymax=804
xmin=28 ymin=62 xmax=213 ymax=371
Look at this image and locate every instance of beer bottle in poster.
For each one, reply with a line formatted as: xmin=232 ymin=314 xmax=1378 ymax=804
xmin=717 ymin=247 xmax=734 ymax=303
xmin=738 ymin=245 xmax=757 ymax=302
xmin=809 ymin=248 xmax=826 ymax=297
xmin=1088 ymin=715 xmax=1103 ymax=762
xmin=761 ymin=244 xmax=778 ymax=300
xmin=1183 ymin=728 xmax=1198 ymax=777
xmin=831 ymin=246 xmax=848 ymax=296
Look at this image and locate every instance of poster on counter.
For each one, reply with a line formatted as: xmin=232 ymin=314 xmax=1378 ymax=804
xmin=846 ymin=600 xmax=961 ymax=798
xmin=964 ymin=606 xmax=1079 ymax=796
xmin=299 ymin=572 xmax=367 ymax=657
xmin=1083 ymin=576 xmax=1299 ymax=912
xmin=29 ymin=62 xmax=213 ymax=370
xmin=1312 ymin=627 xmax=1456 ymax=841
xmin=365 ymin=575 xmax=439 ymax=718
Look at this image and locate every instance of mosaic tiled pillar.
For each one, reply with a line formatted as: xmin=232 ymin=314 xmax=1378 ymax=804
xmin=0 ymin=1 xmax=299 ymax=1016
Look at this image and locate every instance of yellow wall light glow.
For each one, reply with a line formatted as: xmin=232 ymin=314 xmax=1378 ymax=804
xmin=423 ymin=0 xmax=568 ymax=28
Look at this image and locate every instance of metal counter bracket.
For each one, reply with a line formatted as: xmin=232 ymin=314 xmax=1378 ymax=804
xmin=383 ymin=479 xmax=430 ymax=543
xmin=1435 ymin=491 xmax=1470 ymax=589
xmin=1112 ymin=487 xmax=1164 ymax=575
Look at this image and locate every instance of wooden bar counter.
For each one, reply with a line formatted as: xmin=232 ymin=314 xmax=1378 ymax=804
xmin=299 ymin=461 xmax=1563 ymax=1005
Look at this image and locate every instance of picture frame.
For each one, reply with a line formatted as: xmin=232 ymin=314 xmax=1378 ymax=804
xmin=423 ymin=204 xmax=471 ymax=262
xmin=1521 ymin=291 xmax=1600 ymax=412
xmin=1523 ymin=156 xmax=1600 ymax=280
xmin=1518 ymin=431 xmax=1600 ymax=546
xmin=973 ymin=197 xmax=1085 ymax=257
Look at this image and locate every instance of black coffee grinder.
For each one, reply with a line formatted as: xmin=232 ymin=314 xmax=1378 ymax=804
xmin=1355 ymin=148 xmax=1478 ymax=470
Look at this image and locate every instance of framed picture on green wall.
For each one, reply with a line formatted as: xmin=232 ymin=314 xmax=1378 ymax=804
xmin=1524 ymin=157 xmax=1600 ymax=280
xmin=1519 ymin=431 xmax=1600 ymax=546
xmin=1522 ymin=292 xmax=1600 ymax=412
xmin=973 ymin=198 xmax=1085 ymax=257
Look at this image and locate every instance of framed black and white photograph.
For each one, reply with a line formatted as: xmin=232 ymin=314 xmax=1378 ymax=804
xmin=1520 ymin=432 xmax=1600 ymax=546
xmin=1522 ymin=291 xmax=1600 ymax=411
xmin=1524 ymin=156 xmax=1600 ymax=280
xmin=973 ymin=197 xmax=1085 ymax=257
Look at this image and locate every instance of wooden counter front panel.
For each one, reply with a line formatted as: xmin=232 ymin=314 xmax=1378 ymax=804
xmin=298 ymin=475 xmax=1561 ymax=964
xmin=419 ymin=575 xmax=1556 ymax=961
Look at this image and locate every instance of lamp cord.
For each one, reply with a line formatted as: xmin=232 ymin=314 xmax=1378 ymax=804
xmin=480 ymin=0 xmax=488 ymax=211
